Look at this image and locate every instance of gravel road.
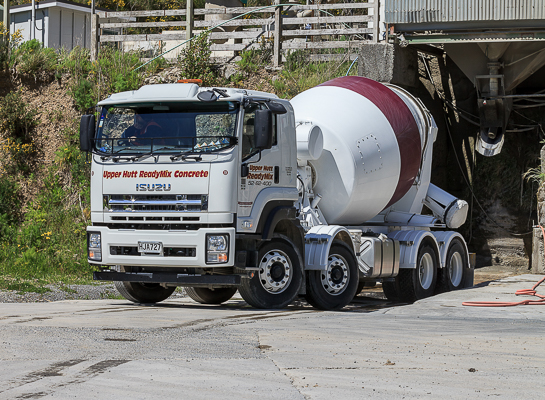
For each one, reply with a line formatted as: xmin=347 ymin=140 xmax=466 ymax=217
xmin=0 ymin=283 xmax=187 ymax=303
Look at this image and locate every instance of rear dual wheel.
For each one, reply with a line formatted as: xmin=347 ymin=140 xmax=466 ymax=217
xmin=437 ymin=239 xmax=468 ymax=292
xmin=395 ymin=241 xmax=439 ymax=303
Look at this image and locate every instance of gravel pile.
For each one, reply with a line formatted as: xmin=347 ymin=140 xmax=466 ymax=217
xmin=0 ymin=284 xmax=187 ymax=303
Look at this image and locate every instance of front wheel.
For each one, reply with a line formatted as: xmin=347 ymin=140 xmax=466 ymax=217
xmin=239 ymin=239 xmax=303 ymax=309
xmin=114 ymin=281 xmax=175 ymax=304
xmin=397 ymin=241 xmax=438 ymax=302
xmin=305 ymin=242 xmax=359 ymax=310
xmin=185 ymin=287 xmax=237 ymax=304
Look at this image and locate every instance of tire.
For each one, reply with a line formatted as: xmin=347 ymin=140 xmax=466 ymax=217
xmin=355 ymin=281 xmax=365 ymax=296
xmin=185 ymin=287 xmax=237 ymax=304
xmin=382 ymin=280 xmax=402 ymax=302
xmin=355 ymin=280 xmax=377 ymax=296
xmin=305 ymin=242 xmax=359 ymax=310
xmin=437 ymin=238 xmax=467 ymax=292
xmin=239 ymin=238 xmax=303 ymax=309
xmin=114 ymin=281 xmax=175 ymax=304
xmin=397 ymin=241 xmax=438 ymax=303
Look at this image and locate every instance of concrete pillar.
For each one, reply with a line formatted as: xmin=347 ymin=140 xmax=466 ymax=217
xmin=358 ymin=42 xmax=418 ymax=87
xmin=532 ymin=145 xmax=545 ymax=273
xmin=532 ymin=228 xmax=545 ymax=274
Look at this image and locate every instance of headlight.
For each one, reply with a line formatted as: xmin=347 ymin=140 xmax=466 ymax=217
xmin=89 ymin=233 xmax=101 ymax=248
xmin=88 ymin=232 xmax=102 ymax=261
xmin=206 ymin=234 xmax=229 ymax=264
xmin=207 ymin=235 xmax=227 ymax=252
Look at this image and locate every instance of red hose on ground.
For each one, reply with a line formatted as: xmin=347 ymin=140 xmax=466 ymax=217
xmin=462 ymin=225 xmax=545 ymax=307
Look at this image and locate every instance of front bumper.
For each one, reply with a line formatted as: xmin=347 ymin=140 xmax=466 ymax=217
xmin=87 ymin=226 xmax=235 ymax=267
xmin=94 ymin=270 xmax=241 ymax=286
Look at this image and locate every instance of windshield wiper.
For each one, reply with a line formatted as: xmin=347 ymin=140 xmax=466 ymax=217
xmin=129 ymin=146 xmax=182 ymax=162
xmin=170 ymin=153 xmax=203 ymax=162
xmin=100 ymin=147 xmax=137 ymax=161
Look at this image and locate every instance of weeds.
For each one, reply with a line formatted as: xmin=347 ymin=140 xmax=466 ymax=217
xmin=237 ymin=37 xmax=273 ymax=76
xmin=178 ymin=32 xmax=223 ymax=86
xmin=10 ymin=39 xmax=58 ymax=80
xmin=0 ymin=23 xmax=23 ymax=70
xmin=0 ymin=91 xmax=38 ymax=141
xmin=272 ymin=54 xmax=355 ymax=99
xmin=523 ymin=166 xmax=545 ymax=185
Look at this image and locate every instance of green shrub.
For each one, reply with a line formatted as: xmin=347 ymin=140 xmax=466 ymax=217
xmin=0 ymin=90 xmax=38 ymax=141
xmin=0 ymin=24 xmax=23 ymax=70
xmin=284 ymin=50 xmax=309 ymax=72
xmin=0 ymin=176 xmax=20 ymax=237
xmin=70 ymin=78 xmax=95 ymax=111
xmin=178 ymin=32 xmax=222 ymax=86
xmin=64 ymin=47 xmax=144 ymax=111
xmin=10 ymin=39 xmax=58 ymax=80
xmin=237 ymin=37 xmax=273 ymax=76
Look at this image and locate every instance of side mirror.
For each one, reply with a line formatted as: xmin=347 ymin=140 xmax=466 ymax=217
xmin=80 ymin=114 xmax=95 ymax=152
xmin=254 ymin=109 xmax=273 ymax=150
xmin=268 ymin=101 xmax=287 ymax=114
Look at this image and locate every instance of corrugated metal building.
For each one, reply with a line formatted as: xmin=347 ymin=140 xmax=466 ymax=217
xmin=385 ymin=0 xmax=545 ymax=29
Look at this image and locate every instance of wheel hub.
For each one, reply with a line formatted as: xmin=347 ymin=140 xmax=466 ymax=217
xmin=418 ymin=252 xmax=434 ymax=290
xmin=321 ymin=255 xmax=349 ymax=295
xmin=448 ymin=251 xmax=463 ymax=287
xmin=259 ymin=250 xmax=292 ymax=294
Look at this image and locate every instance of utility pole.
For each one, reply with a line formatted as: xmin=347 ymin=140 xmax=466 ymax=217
xmin=90 ymin=0 xmax=98 ymax=61
xmin=31 ymin=0 xmax=35 ymax=40
xmin=186 ymin=0 xmax=193 ymax=42
xmin=3 ymin=0 xmax=10 ymax=33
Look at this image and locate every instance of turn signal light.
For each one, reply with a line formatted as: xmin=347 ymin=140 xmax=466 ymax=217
xmin=177 ymin=79 xmax=202 ymax=84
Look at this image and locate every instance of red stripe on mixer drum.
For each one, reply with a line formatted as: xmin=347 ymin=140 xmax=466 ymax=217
xmin=319 ymin=76 xmax=421 ymax=208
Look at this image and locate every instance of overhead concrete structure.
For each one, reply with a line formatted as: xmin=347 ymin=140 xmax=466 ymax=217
xmin=384 ymin=0 xmax=545 ymax=156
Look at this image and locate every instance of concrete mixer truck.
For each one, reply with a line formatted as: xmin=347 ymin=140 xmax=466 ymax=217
xmin=79 ymin=76 xmax=473 ymax=310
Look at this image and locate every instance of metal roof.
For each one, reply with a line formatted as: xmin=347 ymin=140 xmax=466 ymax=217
xmin=385 ymin=0 xmax=545 ymax=24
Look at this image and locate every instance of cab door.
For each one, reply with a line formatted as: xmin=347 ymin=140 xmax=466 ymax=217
xmin=237 ymin=103 xmax=297 ymax=231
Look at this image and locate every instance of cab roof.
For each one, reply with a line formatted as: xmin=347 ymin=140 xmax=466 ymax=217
xmin=97 ymin=83 xmax=279 ymax=106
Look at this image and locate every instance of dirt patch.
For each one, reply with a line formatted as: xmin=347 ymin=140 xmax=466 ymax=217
xmin=0 ymin=72 xmax=80 ymax=208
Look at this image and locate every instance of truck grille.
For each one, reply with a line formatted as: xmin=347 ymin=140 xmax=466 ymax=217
xmin=104 ymin=194 xmax=208 ymax=212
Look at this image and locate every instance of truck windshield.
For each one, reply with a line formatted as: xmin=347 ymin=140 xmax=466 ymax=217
xmin=95 ymin=101 xmax=238 ymax=155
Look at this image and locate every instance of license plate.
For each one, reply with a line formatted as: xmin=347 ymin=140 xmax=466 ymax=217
xmin=138 ymin=241 xmax=163 ymax=254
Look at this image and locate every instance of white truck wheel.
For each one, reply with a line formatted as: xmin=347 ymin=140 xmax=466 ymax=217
xmin=437 ymin=238 xmax=467 ymax=292
xmin=239 ymin=238 xmax=302 ymax=309
xmin=305 ymin=241 xmax=359 ymax=310
xmin=397 ymin=241 xmax=438 ymax=302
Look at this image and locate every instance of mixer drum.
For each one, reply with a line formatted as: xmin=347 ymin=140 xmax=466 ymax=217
xmin=291 ymin=76 xmax=423 ymax=225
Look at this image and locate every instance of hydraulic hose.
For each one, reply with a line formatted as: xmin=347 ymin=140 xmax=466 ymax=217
xmin=462 ymin=225 xmax=545 ymax=307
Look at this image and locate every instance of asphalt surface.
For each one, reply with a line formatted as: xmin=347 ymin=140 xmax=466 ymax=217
xmin=1 ymin=274 xmax=544 ymax=399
